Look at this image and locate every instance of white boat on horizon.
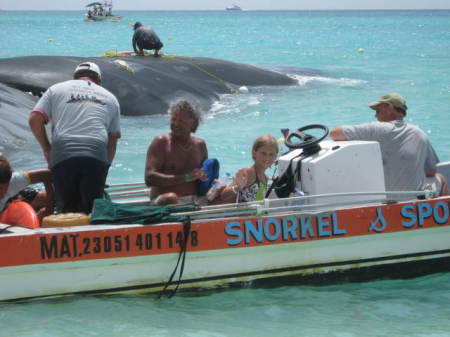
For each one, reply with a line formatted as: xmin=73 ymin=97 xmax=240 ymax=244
xmin=226 ymin=4 xmax=243 ymax=11
xmin=1 ymin=125 xmax=450 ymax=302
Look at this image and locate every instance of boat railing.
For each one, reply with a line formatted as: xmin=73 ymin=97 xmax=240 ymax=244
xmin=106 ymin=182 xmax=433 ymax=220
xmin=172 ymin=190 xmax=432 ymax=220
xmin=106 ymin=182 xmax=149 ymax=199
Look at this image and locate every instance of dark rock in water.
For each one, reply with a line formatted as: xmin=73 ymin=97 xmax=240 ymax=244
xmin=0 ymin=55 xmax=297 ymax=116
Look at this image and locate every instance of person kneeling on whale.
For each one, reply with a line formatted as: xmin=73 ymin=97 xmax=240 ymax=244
xmin=132 ymin=21 xmax=164 ymax=57
xmin=0 ymin=155 xmax=54 ymax=228
xmin=145 ymin=99 xmax=208 ymax=206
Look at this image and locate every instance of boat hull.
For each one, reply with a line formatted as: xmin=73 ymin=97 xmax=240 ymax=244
xmin=1 ymin=196 xmax=450 ymax=301
xmin=84 ymin=15 xmax=121 ymax=22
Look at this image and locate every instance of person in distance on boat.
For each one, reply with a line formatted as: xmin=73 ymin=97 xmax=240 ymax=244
xmin=29 ymin=62 xmax=121 ymax=214
xmin=217 ymin=135 xmax=279 ymax=204
xmin=145 ymin=99 xmax=208 ymax=205
xmin=330 ymin=93 xmax=448 ymax=196
xmin=132 ymin=22 xmax=164 ymax=57
xmin=0 ymin=155 xmax=54 ymax=228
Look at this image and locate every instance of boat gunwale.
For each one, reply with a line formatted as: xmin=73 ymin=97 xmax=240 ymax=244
xmin=0 ymin=193 xmax=446 ymax=236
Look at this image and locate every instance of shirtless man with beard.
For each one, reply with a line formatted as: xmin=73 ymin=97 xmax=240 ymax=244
xmin=144 ymin=99 xmax=208 ymax=205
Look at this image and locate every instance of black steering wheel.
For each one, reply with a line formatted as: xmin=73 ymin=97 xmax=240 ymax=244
xmin=285 ymin=124 xmax=329 ymax=150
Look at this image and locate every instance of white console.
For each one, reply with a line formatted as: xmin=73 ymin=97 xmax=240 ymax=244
xmin=273 ymin=140 xmax=386 ymax=204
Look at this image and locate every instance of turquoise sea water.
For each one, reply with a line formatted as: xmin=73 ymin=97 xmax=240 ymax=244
xmin=1 ymin=10 xmax=450 ymax=336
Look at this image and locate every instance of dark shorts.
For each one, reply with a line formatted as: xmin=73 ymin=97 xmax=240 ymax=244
xmin=139 ymin=40 xmax=163 ymax=51
xmin=52 ymin=157 xmax=109 ymax=214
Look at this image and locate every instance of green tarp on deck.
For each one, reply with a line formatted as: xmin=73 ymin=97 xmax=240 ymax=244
xmin=91 ymin=198 xmax=197 ymax=225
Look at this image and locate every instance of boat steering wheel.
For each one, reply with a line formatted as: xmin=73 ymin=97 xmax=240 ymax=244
xmin=285 ymin=124 xmax=329 ymax=150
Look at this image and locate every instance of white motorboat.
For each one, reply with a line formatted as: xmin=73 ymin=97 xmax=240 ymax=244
xmin=84 ymin=1 xmax=122 ymax=22
xmin=1 ymin=125 xmax=449 ymax=302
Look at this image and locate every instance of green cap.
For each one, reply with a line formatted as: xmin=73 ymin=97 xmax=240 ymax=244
xmin=368 ymin=93 xmax=408 ymax=111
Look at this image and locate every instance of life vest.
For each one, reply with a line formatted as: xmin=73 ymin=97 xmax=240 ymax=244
xmin=0 ymin=200 xmax=40 ymax=229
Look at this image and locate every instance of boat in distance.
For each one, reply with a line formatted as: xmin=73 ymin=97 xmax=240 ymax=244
xmin=226 ymin=4 xmax=243 ymax=11
xmin=84 ymin=1 xmax=121 ymax=22
xmin=1 ymin=125 xmax=450 ymax=302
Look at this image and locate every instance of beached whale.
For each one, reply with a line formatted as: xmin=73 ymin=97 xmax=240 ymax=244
xmin=0 ymin=82 xmax=38 ymax=144
xmin=0 ymin=55 xmax=297 ymax=116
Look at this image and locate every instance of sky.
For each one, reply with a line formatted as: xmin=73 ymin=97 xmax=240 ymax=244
xmin=1 ymin=0 xmax=450 ymax=10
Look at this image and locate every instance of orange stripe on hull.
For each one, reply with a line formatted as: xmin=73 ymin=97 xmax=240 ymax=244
xmin=1 ymin=197 xmax=449 ymax=268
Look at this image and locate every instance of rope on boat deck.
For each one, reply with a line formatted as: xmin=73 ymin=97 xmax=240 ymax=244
xmin=158 ymin=216 xmax=191 ymax=299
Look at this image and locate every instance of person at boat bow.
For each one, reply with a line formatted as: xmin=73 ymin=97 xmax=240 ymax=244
xmin=29 ymin=62 xmax=121 ymax=214
xmin=132 ymin=22 xmax=164 ymax=57
xmin=330 ymin=93 xmax=448 ymax=196
xmin=145 ymin=99 xmax=208 ymax=205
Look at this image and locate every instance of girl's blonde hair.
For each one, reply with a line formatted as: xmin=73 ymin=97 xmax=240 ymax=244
xmin=252 ymin=134 xmax=279 ymax=155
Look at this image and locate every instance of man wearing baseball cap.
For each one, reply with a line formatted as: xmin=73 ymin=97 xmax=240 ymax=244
xmin=29 ymin=61 xmax=121 ymax=214
xmin=330 ymin=93 xmax=448 ymax=196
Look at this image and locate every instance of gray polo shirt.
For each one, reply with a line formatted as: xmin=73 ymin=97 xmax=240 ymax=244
xmin=342 ymin=120 xmax=439 ymax=191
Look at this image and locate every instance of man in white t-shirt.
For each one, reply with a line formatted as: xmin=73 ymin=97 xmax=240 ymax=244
xmin=330 ymin=93 xmax=448 ymax=196
xmin=29 ymin=62 xmax=121 ymax=214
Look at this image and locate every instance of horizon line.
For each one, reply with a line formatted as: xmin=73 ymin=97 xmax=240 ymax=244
xmin=1 ymin=8 xmax=450 ymax=11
